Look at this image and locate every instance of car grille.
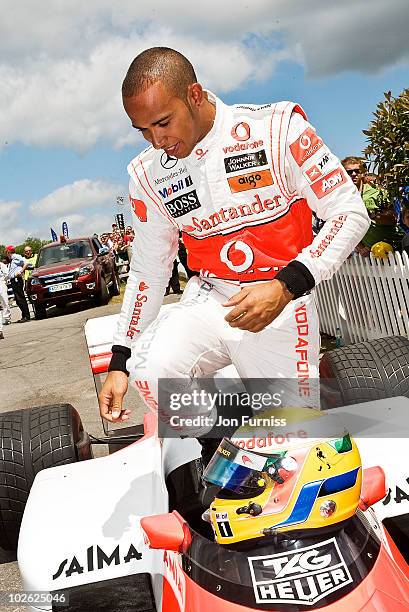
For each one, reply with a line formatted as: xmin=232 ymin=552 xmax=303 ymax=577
xmin=39 ymin=271 xmax=77 ymax=286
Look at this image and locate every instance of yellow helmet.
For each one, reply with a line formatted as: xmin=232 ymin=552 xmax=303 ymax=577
xmin=202 ymin=410 xmax=362 ymax=545
xmin=371 ymin=241 xmax=393 ymax=258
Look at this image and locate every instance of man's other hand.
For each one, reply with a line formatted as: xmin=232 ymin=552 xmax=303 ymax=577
xmin=99 ymin=371 xmax=130 ymax=422
xmin=223 ymin=280 xmax=294 ymax=333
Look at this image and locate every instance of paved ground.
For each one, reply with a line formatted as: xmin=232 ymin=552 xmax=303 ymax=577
xmin=0 ymin=290 xmax=182 ymax=607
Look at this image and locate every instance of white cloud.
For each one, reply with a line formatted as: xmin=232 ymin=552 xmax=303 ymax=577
xmin=0 ymin=0 xmax=407 ymax=150
xmin=0 ymin=201 xmax=31 ymax=245
xmin=51 ymin=213 xmax=117 ymax=238
xmin=30 ymin=179 xmax=125 ymax=217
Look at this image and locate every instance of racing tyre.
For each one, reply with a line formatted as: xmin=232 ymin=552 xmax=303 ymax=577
xmin=320 ymin=335 xmax=409 ymax=408
xmin=109 ymin=270 xmax=121 ymax=297
xmin=95 ymin=277 xmax=109 ymax=306
xmin=0 ymin=403 xmax=92 ymax=551
xmin=33 ymin=302 xmax=47 ymax=320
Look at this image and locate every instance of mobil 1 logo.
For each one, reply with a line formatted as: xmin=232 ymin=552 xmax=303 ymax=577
xmin=248 ymin=538 xmax=352 ymax=606
xmin=164 ymin=189 xmax=201 ymax=218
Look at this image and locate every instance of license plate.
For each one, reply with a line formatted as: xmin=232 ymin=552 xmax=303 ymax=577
xmin=48 ymin=283 xmax=72 ymax=293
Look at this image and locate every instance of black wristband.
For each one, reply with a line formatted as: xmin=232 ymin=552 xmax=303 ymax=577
xmin=108 ymin=345 xmax=132 ymax=375
xmin=275 ymin=261 xmax=315 ymax=299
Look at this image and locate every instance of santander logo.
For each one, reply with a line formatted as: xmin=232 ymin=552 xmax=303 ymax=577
xmin=139 ymin=282 xmax=149 ymax=291
xmin=231 ymin=121 xmax=251 ymax=142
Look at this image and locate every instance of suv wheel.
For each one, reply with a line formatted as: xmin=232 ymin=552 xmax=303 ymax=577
xmin=95 ymin=277 xmax=109 ymax=306
xmin=33 ymin=303 xmax=47 ymax=320
xmin=109 ymin=270 xmax=121 ymax=297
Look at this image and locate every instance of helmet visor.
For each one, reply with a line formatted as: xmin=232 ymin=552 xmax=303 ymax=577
xmin=203 ymin=438 xmax=267 ymax=495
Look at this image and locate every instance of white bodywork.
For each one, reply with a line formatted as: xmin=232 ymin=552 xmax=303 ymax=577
xmin=17 ymin=313 xmax=409 ymax=610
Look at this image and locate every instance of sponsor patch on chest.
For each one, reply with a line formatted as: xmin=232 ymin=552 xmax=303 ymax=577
xmin=164 ymin=189 xmax=201 ymax=218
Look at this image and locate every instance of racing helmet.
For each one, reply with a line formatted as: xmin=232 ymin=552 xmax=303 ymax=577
xmin=202 ymin=409 xmax=362 ymax=545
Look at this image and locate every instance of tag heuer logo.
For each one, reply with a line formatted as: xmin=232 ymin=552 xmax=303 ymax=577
xmin=248 ymin=537 xmax=353 ymax=606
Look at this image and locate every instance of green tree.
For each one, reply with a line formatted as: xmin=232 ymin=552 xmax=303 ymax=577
xmin=363 ymin=88 xmax=409 ymax=204
xmin=0 ymin=237 xmax=50 ymax=258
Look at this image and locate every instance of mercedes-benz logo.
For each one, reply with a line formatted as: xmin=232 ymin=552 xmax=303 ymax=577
xmin=160 ymin=151 xmax=178 ymax=169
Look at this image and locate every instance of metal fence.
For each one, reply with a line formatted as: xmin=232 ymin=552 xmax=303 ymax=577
xmin=316 ymin=251 xmax=409 ymax=344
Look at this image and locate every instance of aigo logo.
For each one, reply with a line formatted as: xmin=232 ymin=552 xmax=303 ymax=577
xmin=227 ymin=169 xmax=274 ymax=193
xmin=231 ymin=121 xmax=251 ymax=142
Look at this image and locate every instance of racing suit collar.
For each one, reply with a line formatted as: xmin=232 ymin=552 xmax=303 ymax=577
xmin=185 ymin=91 xmax=225 ymax=166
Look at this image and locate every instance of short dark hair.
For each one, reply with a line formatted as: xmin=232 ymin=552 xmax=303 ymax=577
xmin=122 ymin=47 xmax=197 ymax=100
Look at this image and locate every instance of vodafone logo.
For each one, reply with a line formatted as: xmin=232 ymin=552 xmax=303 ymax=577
xmin=231 ymin=122 xmax=251 ymax=142
xmin=195 ymin=148 xmax=208 ymax=160
xmin=139 ymin=282 xmax=149 ymax=291
xmin=220 ymin=240 xmax=254 ymax=273
xmin=290 ymin=128 xmax=323 ymax=167
xmin=299 ymin=134 xmax=312 ymax=150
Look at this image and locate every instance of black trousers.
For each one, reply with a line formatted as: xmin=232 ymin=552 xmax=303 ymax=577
xmin=10 ymin=277 xmax=30 ymax=319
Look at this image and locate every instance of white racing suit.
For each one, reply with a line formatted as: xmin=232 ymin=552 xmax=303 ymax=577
xmin=0 ymin=263 xmax=11 ymax=330
xmin=110 ymin=92 xmax=370 ymax=420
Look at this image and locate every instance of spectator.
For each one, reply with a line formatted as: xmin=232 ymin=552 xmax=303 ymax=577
xmin=100 ymin=233 xmax=113 ymax=249
xmin=342 ymin=156 xmax=403 ymax=255
xmin=23 ymin=245 xmax=38 ymax=290
xmin=123 ymin=226 xmax=134 ymax=245
xmin=0 ymin=260 xmax=11 ymax=335
xmin=4 ymin=246 xmax=31 ymax=323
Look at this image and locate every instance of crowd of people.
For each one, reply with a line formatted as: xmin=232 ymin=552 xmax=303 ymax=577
xmin=341 ymin=156 xmax=409 ymax=256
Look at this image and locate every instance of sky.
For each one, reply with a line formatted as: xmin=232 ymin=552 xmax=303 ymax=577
xmin=0 ymin=0 xmax=408 ymax=245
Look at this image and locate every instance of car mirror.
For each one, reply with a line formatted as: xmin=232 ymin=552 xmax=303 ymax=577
xmin=359 ymin=466 xmax=387 ymax=510
xmin=141 ymin=511 xmax=190 ymax=552
xmin=98 ymin=246 xmax=110 ymax=256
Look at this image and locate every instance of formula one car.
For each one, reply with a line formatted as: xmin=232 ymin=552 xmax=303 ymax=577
xmin=1 ymin=313 xmax=409 ymax=611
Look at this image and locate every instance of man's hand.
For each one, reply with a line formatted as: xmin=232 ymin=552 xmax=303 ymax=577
xmin=223 ymin=280 xmax=294 ymax=333
xmin=99 ymin=371 xmax=131 ymax=422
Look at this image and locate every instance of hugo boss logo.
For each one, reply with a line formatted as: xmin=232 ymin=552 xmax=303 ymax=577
xmin=164 ymin=189 xmax=201 ymax=218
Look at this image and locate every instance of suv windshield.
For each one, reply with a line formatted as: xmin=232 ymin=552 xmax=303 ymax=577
xmin=37 ymin=241 xmax=93 ymax=266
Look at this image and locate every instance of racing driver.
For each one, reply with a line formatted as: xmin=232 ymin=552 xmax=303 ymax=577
xmin=98 ymin=47 xmax=370 ymax=426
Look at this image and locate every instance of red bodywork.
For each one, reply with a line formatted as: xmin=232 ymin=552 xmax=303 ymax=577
xmin=160 ymin=528 xmax=409 ymax=611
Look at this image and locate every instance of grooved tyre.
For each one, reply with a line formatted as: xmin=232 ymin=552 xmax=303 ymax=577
xmin=0 ymin=404 xmax=92 ymax=551
xmin=320 ymin=335 xmax=409 ymax=408
xmin=95 ymin=277 xmax=109 ymax=306
xmin=109 ymin=270 xmax=121 ymax=297
xmin=33 ymin=302 xmax=47 ymax=320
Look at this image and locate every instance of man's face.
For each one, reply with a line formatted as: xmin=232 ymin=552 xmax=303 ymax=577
xmin=344 ymin=163 xmax=363 ymax=186
xmin=24 ymin=247 xmax=33 ymax=259
xmin=123 ymin=81 xmax=201 ymax=159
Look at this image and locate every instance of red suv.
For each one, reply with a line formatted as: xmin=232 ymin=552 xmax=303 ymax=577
xmin=27 ymin=237 xmax=120 ymax=319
